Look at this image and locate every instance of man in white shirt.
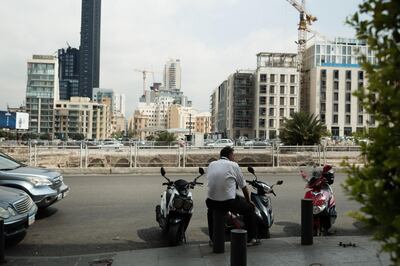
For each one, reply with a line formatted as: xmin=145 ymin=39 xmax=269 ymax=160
xmin=206 ymin=146 xmax=258 ymax=245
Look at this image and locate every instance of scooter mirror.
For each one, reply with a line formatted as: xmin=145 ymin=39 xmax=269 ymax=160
xmin=160 ymin=167 xmax=166 ymax=176
xmin=199 ymin=167 xmax=205 ymax=175
xmin=277 ymin=180 xmax=283 ymax=185
xmin=247 ymin=167 xmax=255 ymax=174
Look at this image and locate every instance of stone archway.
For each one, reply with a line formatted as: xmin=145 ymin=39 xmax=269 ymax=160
xmin=238 ymin=157 xmax=256 ymax=167
xmin=149 ymin=157 xmax=163 ymax=167
xmin=114 ymin=158 xmax=130 ymax=167
xmin=88 ymin=158 xmax=105 ymax=167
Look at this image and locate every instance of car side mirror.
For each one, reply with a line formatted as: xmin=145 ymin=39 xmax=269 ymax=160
xmin=199 ymin=167 xmax=205 ymax=175
xmin=247 ymin=166 xmax=255 ymax=174
xmin=160 ymin=167 xmax=166 ymax=176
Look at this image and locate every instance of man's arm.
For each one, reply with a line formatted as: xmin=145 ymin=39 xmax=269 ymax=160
xmin=242 ymin=186 xmax=255 ymax=208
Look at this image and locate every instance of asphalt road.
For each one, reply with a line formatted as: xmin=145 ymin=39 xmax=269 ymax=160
xmin=5 ymin=172 xmax=370 ymax=256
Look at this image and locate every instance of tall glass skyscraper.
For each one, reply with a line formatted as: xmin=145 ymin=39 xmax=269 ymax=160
xmin=58 ymin=47 xmax=80 ymax=100
xmin=79 ymin=0 xmax=101 ymax=99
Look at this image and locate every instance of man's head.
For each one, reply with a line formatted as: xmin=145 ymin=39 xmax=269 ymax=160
xmin=220 ymin=146 xmax=234 ymax=161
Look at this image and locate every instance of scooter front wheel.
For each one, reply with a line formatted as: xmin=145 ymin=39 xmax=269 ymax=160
xmin=168 ymin=223 xmax=184 ymax=246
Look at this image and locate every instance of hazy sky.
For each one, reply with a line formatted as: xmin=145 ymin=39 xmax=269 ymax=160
xmin=0 ymin=0 xmax=361 ymax=117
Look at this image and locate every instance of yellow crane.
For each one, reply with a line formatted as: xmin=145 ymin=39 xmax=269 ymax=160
xmin=286 ymin=0 xmax=317 ymax=111
xmin=134 ymin=69 xmax=154 ymax=95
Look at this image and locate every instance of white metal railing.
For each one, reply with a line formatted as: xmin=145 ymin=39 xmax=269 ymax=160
xmin=0 ymin=143 xmax=364 ymax=168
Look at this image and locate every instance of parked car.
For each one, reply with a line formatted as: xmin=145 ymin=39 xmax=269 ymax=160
xmin=244 ymin=138 xmax=270 ymax=148
xmin=0 ymin=152 xmax=69 ymax=209
xmin=207 ymin=139 xmax=234 ymax=148
xmin=0 ymin=186 xmax=37 ymax=240
xmin=98 ymin=140 xmax=123 ymax=149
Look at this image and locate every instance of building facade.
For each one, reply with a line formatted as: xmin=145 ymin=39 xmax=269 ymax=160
xmin=79 ymin=0 xmax=101 ymax=99
xmin=25 ymin=55 xmax=59 ymax=136
xmin=163 ymin=59 xmax=181 ymax=91
xmin=58 ymin=47 xmax=80 ymax=100
xmin=195 ymin=112 xmax=211 ymax=135
xmin=304 ymin=37 xmax=376 ymax=137
xmin=254 ymin=53 xmax=299 ymax=139
xmin=54 ymin=97 xmax=108 ymax=140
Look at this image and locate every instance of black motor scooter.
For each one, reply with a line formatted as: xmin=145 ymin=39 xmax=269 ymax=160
xmin=225 ymin=167 xmax=283 ymax=238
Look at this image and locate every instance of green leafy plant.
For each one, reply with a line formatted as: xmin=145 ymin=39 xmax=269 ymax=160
xmin=343 ymin=0 xmax=400 ymax=264
xmin=279 ymin=112 xmax=326 ymax=145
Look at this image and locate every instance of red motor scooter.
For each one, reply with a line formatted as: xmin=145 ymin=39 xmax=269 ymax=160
xmin=301 ymin=165 xmax=337 ymax=236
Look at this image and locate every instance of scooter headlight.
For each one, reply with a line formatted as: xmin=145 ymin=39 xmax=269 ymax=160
xmin=182 ymin=199 xmax=193 ymax=211
xmin=313 ymin=203 xmax=327 ymax=215
xmin=173 ymin=197 xmax=184 ymax=209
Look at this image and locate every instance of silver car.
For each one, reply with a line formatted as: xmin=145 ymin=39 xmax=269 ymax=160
xmin=0 ymin=186 xmax=37 ymax=239
xmin=0 ymin=152 xmax=69 ymax=209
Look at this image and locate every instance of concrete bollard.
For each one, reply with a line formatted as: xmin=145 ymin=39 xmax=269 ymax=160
xmin=301 ymin=198 xmax=313 ymax=245
xmin=0 ymin=219 xmax=5 ymax=264
xmin=231 ymin=229 xmax=247 ymax=266
xmin=212 ymin=209 xmax=225 ymax=253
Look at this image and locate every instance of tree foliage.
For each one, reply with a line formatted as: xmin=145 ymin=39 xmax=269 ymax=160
xmin=156 ymin=131 xmax=176 ymax=143
xmin=343 ymin=0 xmax=400 ymax=264
xmin=279 ymin=112 xmax=325 ymax=145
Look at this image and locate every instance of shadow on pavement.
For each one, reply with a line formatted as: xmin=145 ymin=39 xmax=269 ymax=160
xmin=36 ymin=207 xmax=58 ymax=219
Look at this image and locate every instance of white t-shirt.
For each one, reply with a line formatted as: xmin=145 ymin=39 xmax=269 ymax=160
xmin=207 ymin=158 xmax=246 ymax=201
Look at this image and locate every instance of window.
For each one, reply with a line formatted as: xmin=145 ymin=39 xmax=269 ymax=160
xmin=334 ymin=92 xmax=339 ymax=101
xmin=259 ymin=119 xmax=265 ymax=127
xmin=345 ymin=104 xmax=351 ymax=113
xmin=280 ymin=97 xmax=285 ymax=105
xmin=290 ymin=86 xmax=295 ymax=94
xmin=290 ymin=75 xmax=296 ymax=83
xmin=270 ymin=74 xmax=275 ymax=83
xmin=280 ymin=108 xmax=284 ymax=117
xmin=346 ymin=92 xmax=351 ymax=102
xmin=346 ymin=81 xmax=351 ymax=91
xmin=358 ymin=115 xmax=363 ymax=124
xmin=269 ymin=108 xmax=274 ymax=116
xmin=345 ymin=115 xmax=351 ymax=124
xmin=280 ymin=86 xmax=285 ymax=94
xmin=269 ymin=119 xmax=274 ymax=127
xmin=321 ymin=69 xmax=327 ymax=78
xmin=320 ymin=103 xmax=326 ymax=112
xmin=358 ymin=71 xmax=364 ymax=80
xmin=346 ymin=70 xmax=351 ymax=80
xmin=321 ymin=92 xmax=326 ymax=101
xmin=280 ymin=74 xmax=285 ymax=83
xmin=290 ymin=108 xmax=295 ymax=116
xmin=260 ymin=85 xmax=267 ymax=93
xmin=333 ymin=70 xmax=339 ymax=79
xmin=269 ymin=85 xmax=275 ymax=94
xmin=333 ymin=81 xmax=339 ymax=91
xmin=260 ymin=74 xmax=267 ymax=82
xmin=260 ymin=97 xmax=266 ymax=105
xmin=331 ymin=127 xmax=340 ymax=137
xmin=290 ymin=97 xmax=295 ymax=106
xmin=320 ymin=114 xmax=326 ymax=123
xmin=333 ymin=115 xmax=338 ymax=124
xmin=259 ymin=108 xmax=266 ymax=115
xmin=334 ymin=104 xmax=339 ymax=112
xmin=344 ymin=127 xmax=352 ymax=136
xmin=269 ymin=97 xmax=275 ymax=105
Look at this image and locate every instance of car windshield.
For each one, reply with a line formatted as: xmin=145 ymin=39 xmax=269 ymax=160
xmin=0 ymin=153 xmax=22 ymax=170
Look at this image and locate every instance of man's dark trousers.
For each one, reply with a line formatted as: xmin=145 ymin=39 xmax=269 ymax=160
xmin=206 ymin=196 xmax=256 ymax=241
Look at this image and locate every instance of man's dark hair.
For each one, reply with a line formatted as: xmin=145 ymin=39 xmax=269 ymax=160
xmin=220 ymin=146 xmax=234 ymax=158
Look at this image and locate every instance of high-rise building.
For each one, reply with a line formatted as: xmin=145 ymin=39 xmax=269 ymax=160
xmin=163 ymin=59 xmax=181 ymax=91
xmin=54 ymin=97 xmax=108 ymax=140
xmin=254 ymin=53 xmax=299 ymax=139
xmin=79 ymin=0 xmax=101 ymax=99
xmin=304 ymin=37 xmax=377 ymax=137
xmin=26 ymin=55 xmax=59 ymax=136
xmin=58 ymin=47 xmax=80 ymax=100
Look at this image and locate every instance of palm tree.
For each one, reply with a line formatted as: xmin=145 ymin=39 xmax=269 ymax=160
xmin=279 ymin=112 xmax=325 ymax=145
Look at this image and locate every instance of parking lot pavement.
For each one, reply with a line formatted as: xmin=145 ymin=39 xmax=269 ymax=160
xmin=3 ymin=235 xmax=390 ymax=266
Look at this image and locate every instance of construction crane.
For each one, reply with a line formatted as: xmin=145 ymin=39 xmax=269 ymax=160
xmin=134 ymin=69 xmax=154 ymax=95
xmin=286 ymin=0 xmax=317 ymax=112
